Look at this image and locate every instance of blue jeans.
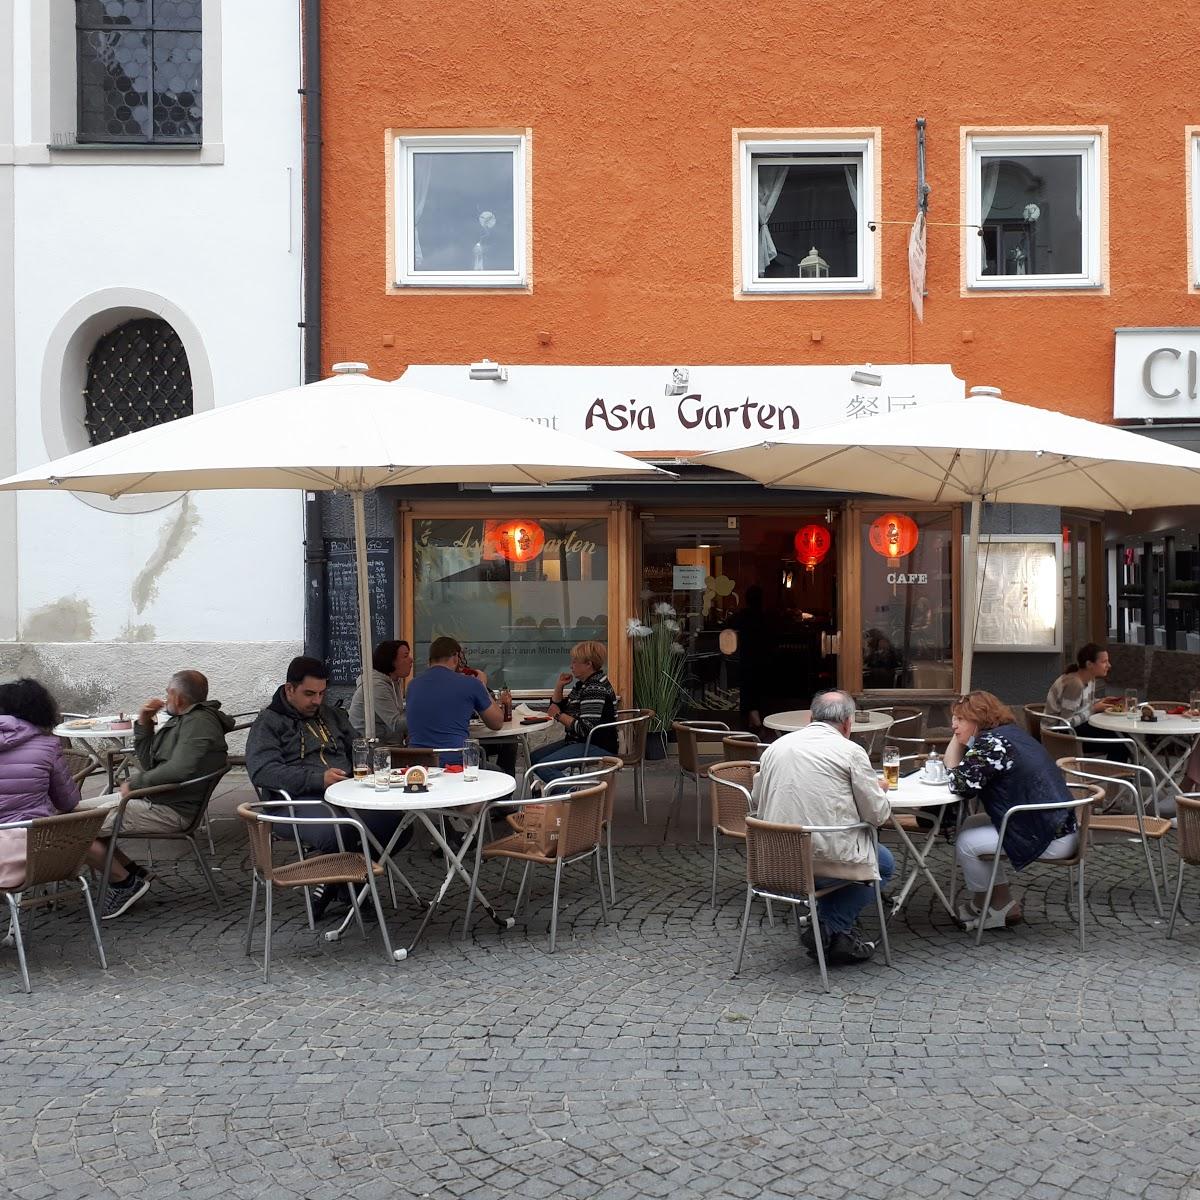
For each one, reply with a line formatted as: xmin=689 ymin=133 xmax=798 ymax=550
xmin=812 ymin=843 xmax=895 ymax=935
xmin=529 ymin=739 xmax=594 ymax=785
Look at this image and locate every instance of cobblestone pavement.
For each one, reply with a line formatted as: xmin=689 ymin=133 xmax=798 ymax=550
xmin=3 ymin=765 xmax=1200 ymax=1200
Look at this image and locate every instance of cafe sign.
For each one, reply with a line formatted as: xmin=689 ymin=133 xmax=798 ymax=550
xmin=1114 ymin=328 xmax=1200 ymax=421
xmin=399 ymin=364 xmax=965 ymax=454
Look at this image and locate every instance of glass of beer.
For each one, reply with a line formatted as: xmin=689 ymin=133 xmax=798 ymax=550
xmin=1189 ymin=689 xmax=1200 ymax=717
xmin=352 ymin=738 xmax=371 ymax=781
xmin=882 ymin=747 xmax=900 ymax=790
xmin=1124 ymin=688 xmax=1139 ymax=720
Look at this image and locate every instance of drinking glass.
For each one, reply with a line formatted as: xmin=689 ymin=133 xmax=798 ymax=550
xmin=373 ymin=747 xmax=391 ymax=791
xmin=1124 ymin=688 xmax=1139 ymax=720
xmin=882 ymin=746 xmax=900 ymax=790
xmin=352 ymin=738 xmax=371 ymax=780
xmin=1190 ymin=689 xmax=1200 ymax=717
xmin=462 ymin=741 xmax=481 ymax=781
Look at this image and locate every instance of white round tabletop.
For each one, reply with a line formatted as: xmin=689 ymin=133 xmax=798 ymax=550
xmin=325 ymin=770 xmax=515 ymax=813
xmin=53 ymin=719 xmax=138 ymax=742
xmin=885 ymin=771 xmax=955 ymax=809
xmin=763 ymin=709 xmax=893 ymax=734
xmin=1090 ymin=711 xmax=1200 ymax=738
xmin=469 ymin=714 xmax=554 ymax=741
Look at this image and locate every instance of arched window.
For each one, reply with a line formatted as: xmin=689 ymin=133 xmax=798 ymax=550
xmin=83 ymin=317 xmax=193 ymax=446
xmin=75 ymin=0 xmax=203 ymax=144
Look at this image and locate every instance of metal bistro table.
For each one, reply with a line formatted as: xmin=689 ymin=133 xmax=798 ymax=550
xmin=763 ymin=710 xmax=894 ymax=759
xmin=324 ymin=770 xmax=517 ymax=959
xmin=469 ymin=707 xmax=555 ymax=778
xmin=1090 ymin=709 xmax=1200 ymax=799
xmin=884 ymin=770 xmax=958 ymax=919
xmin=52 ymin=717 xmax=139 ymax=787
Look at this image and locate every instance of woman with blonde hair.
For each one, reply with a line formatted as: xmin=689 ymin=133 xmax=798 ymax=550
xmin=946 ymin=690 xmax=1079 ymax=932
xmin=529 ymin=639 xmax=618 ymax=784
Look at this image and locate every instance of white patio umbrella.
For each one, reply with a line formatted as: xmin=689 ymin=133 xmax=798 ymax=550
xmin=698 ymin=387 xmax=1200 ymax=690
xmin=0 ymin=365 xmax=660 ymax=736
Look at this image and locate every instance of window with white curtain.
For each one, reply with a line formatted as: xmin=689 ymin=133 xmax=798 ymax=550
xmin=393 ymin=134 xmax=527 ymax=288
xmin=740 ymin=138 xmax=875 ymax=293
xmin=967 ymin=134 xmax=1101 ymax=289
xmin=1191 ymin=134 xmax=1200 ymax=288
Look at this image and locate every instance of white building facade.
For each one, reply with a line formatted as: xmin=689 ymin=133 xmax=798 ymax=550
xmin=0 ymin=1 xmax=305 ymax=712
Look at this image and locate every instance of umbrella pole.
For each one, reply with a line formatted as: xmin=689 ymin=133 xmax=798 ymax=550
xmin=352 ymin=490 xmax=376 ymax=741
xmin=961 ymin=497 xmax=982 ymax=693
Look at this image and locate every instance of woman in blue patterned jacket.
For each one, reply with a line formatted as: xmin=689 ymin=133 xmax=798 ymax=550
xmin=945 ymin=690 xmax=1078 ymax=933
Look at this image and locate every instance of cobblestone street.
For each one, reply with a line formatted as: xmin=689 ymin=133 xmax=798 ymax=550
xmin=3 ymin=764 xmax=1200 ymax=1200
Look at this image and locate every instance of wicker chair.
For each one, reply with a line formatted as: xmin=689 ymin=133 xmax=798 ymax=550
xmin=582 ymin=708 xmax=653 ymax=823
xmin=708 ymin=760 xmax=759 ymax=908
xmin=61 ymin=748 xmax=97 ymax=789
xmin=734 ymin=814 xmax=892 ymax=992
xmin=1059 ymin=757 xmax=1171 ymax=915
xmin=0 ymin=808 xmax=108 ymax=993
xmin=672 ymin=721 xmax=754 ymax=840
xmin=464 ymin=780 xmax=609 ymax=952
xmin=722 ymin=735 xmax=765 ymax=763
xmin=1023 ymin=702 xmax=1052 ymax=742
xmin=1167 ymin=792 xmax=1200 ymax=938
xmin=238 ymin=797 xmax=394 ymax=982
xmin=96 ymin=767 xmax=230 ymax=910
xmin=970 ymin=777 xmax=1102 ymax=949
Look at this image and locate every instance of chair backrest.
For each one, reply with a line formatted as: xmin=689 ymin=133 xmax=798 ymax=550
xmin=722 ymin=735 xmax=764 ymax=763
xmin=547 ymin=755 xmax=623 ymax=820
xmin=672 ymin=721 xmax=733 ymax=774
xmin=60 ymin=748 xmax=95 ymax=787
xmin=1060 ymin=777 xmax=1102 ymax=856
xmin=237 ymin=802 xmax=276 ymax=880
xmin=555 ymin=781 xmax=608 ymax=859
xmin=614 ymin=709 xmax=653 ymax=765
xmin=1040 ymin=725 xmax=1081 ymax=763
xmin=1023 ymin=702 xmax=1048 ymax=742
xmin=871 ymin=706 xmax=924 ymax=736
xmin=709 ymin=761 xmax=758 ymax=834
xmin=1176 ymin=793 xmax=1200 ymax=866
xmin=744 ymin=815 xmax=814 ymax=897
xmin=21 ymin=808 xmax=109 ymax=889
xmin=176 ymin=768 xmax=232 ymax=836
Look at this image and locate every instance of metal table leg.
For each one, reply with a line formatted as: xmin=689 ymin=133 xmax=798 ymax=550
xmin=886 ymin=808 xmax=955 ymax=918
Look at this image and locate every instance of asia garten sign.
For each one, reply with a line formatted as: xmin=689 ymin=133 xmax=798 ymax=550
xmin=398 ymin=364 xmax=965 ymax=453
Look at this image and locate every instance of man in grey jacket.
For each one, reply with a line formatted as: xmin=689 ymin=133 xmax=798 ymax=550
xmin=752 ymin=689 xmax=894 ymax=967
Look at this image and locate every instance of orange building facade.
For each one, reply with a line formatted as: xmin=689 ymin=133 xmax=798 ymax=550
xmin=316 ymin=0 xmax=1200 ymax=715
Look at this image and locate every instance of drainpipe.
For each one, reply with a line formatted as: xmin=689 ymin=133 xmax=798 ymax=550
xmin=300 ymin=0 xmax=325 ymax=659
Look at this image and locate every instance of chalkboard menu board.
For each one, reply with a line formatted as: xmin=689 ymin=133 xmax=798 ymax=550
xmin=324 ymin=538 xmax=396 ymax=685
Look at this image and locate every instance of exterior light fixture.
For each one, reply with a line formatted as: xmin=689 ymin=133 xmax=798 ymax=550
xmin=799 ymin=246 xmax=830 ymax=279
xmin=468 ymin=359 xmax=509 ymax=382
xmin=850 ymin=367 xmax=883 ymax=387
xmin=664 ymin=367 xmax=690 ymax=397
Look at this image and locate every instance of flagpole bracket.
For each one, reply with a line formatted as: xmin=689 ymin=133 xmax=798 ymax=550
xmin=916 ymin=117 xmax=930 ymax=215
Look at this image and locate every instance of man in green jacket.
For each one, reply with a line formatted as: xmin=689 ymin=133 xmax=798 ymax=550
xmin=82 ymin=670 xmax=234 ymax=919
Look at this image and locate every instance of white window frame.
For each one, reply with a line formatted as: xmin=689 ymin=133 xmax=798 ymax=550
xmin=393 ymin=134 xmax=527 ymax=288
xmin=967 ymin=133 xmax=1101 ymax=290
xmin=1190 ymin=133 xmax=1200 ymax=288
xmin=739 ymin=137 xmax=876 ymax=294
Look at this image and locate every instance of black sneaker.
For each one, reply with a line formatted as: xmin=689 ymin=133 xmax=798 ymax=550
xmin=800 ymin=921 xmax=830 ymax=958
xmin=827 ymin=928 xmax=877 ymax=965
xmin=101 ymin=874 xmax=151 ymax=920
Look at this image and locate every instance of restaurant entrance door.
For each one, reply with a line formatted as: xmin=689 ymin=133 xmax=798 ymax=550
xmin=638 ymin=510 xmax=839 ymax=729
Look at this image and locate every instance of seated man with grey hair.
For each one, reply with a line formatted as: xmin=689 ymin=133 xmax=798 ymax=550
xmin=81 ymin=670 xmax=234 ymax=919
xmin=751 ymin=689 xmax=895 ymax=967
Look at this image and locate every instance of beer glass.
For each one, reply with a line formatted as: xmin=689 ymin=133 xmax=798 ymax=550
xmin=882 ymin=746 xmax=900 ymax=790
xmin=1189 ymin=689 xmax=1200 ymax=717
xmin=373 ymin=747 xmax=391 ymax=792
xmin=352 ymin=738 xmax=371 ymax=780
xmin=1124 ymin=688 xmax=1139 ymax=720
xmin=462 ymin=741 xmax=481 ymax=781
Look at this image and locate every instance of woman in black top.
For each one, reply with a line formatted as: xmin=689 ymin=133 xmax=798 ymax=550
xmin=530 ymin=640 xmax=618 ymax=784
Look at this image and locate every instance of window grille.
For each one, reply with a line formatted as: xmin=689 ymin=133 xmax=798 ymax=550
xmin=83 ymin=318 xmax=193 ymax=446
xmin=75 ymin=0 xmax=202 ymax=144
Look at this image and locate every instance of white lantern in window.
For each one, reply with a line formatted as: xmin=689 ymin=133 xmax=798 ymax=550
xmin=799 ymin=246 xmax=829 ymax=279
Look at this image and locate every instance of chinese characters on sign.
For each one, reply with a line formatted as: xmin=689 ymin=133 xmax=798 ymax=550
xmin=846 ymin=393 xmax=917 ymax=419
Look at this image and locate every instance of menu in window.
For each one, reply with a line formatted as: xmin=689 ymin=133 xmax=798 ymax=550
xmin=969 ymin=538 xmax=1061 ymax=652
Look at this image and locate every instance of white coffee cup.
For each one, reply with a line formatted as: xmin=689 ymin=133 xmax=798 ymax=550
xmin=923 ymin=756 xmax=946 ymax=783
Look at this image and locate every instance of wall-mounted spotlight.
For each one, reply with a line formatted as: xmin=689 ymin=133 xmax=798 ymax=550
xmin=664 ymin=367 xmax=690 ymax=397
xmin=850 ymin=366 xmax=883 ymax=387
xmin=469 ymin=359 xmax=509 ymax=382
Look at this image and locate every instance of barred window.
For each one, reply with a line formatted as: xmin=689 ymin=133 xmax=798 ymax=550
xmin=76 ymin=1 xmax=202 ymax=145
xmin=83 ymin=318 xmax=193 ymax=447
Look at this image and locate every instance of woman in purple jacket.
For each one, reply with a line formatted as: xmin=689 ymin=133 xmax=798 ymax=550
xmin=0 ymin=679 xmax=81 ymax=825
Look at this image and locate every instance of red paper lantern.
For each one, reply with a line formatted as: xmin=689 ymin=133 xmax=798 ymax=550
xmin=868 ymin=513 xmax=919 ymax=565
xmin=486 ymin=519 xmax=546 ymax=563
xmin=794 ymin=524 xmax=832 ymax=571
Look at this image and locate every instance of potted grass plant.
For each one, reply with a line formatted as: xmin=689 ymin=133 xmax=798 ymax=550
xmin=629 ymin=602 xmax=687 ymax=758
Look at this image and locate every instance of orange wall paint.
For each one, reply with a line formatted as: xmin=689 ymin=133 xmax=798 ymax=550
xmin=321 ymin=1 xmax=1200 ymax=421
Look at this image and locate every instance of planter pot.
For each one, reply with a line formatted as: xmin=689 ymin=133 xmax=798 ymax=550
xmin=644 ymin=731 xmax=669 ymax=760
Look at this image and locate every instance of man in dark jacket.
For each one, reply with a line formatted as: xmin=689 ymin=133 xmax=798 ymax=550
xmin=246 ymin=656 xmax=406 ymax=915
xmin=82 ymin=669 xmax=234 ymax=918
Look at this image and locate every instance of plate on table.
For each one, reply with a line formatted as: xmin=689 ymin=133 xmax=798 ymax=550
xmin=919 ymin=776 xmax=950 ymax=787
xmin=65 ymin=718 xmax=98 ymax=730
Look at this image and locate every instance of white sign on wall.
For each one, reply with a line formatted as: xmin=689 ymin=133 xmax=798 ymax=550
xmin=1114 ymin=328 xmax=1200 ymax=421
xmin=672 ymin=565 xmax=707 ymax=590
xmin=398 ymin=364 xmax=965 ymax=454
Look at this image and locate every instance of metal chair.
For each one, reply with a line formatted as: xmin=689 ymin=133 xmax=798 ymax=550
xmin=734 ymin=815 xmax=892 ymax=992
xmin=463 ymin=779 xmax=609 ymax=952
xmin=971 ymin=778 xmax=1102 ymax=949
xmin=582 ymin=708 xmax=653 ymax=823
xmin=876 ymin=706 xmax=925 ymax=761
xmin=0 ymin=808 xmax=108 ymax=994
xmin=60 ymin=748 xmax=97 ymax=789
xmin=672 ymin=721 xmax=754 ymax=839
xmin=1167 ymin=792 xmax=1200 ymax=938
xmin=721 ymin=735 xmax=766 ymax=763
xmin=708 ymin=760 xmax=758 ymax=908
xmin=1059 ymin=756 xmax=1172 ymax=916
xmin=96 ymin=768 xmax=230 ymax=910
xmin=1023 ymin=702 xmax=1050 ymax=742
xmin=238 ymin=797 xmax=394 ymax=982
